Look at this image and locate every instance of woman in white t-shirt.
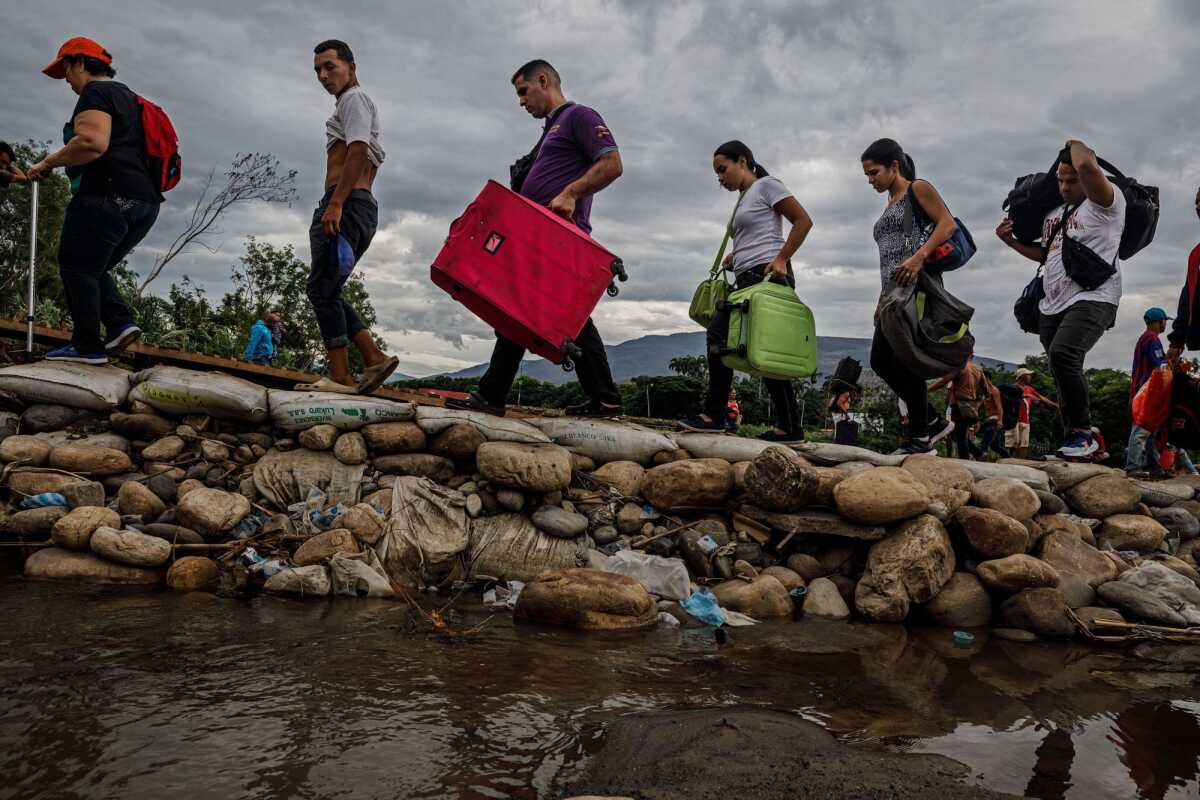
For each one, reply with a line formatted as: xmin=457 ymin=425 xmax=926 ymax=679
xmin=679 ymin=140 xmax=813 ymax=442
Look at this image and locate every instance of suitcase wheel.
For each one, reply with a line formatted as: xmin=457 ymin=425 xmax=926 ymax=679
xmin=561 ymin=358 xmax=575 ymax=373
xmin=607 ymin=282 xmax=620 ymax=298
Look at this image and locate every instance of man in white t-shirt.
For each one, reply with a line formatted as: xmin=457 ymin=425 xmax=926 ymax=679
xmin=996 ymin=139 xmax=1124 ymax=458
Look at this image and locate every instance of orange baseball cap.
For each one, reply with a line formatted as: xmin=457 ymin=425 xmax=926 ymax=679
xmin=42 ymin=37 xmax=112 ymax=79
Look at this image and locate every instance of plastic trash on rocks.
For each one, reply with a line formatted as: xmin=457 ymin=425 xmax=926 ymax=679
xmin=681 ymin=587 xmax=727 ymax=627
xmin=599 ymin=549 xmax=692 ymax=601
xmin=329 ymin=550 xmax=394 ymax=597
xmin=18 ymin=492 xmax=68 ymax=509
xmin=483 ymin=580 xmax=525 ymax=609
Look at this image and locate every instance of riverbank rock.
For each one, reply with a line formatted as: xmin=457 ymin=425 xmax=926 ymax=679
xmin=50 ymin=506 xmax=120 ymax=550
xmin=640 ymin=458 xmax=733 ymax=510
xmin=428 ymin=423 xmax=487 ymax=461
xmin=786 ymin=553 xmax=824 ymax=582
xmin=1152 ymin=506 xmax=1200 ymax=540
xmin=1066 ymin=474 xmax=1141 ymax=518
xmin=1134 ymin=480 xmax=1194 ymax=508
xmin=1037 ymin=530 xmax=1118 ymax=587
xmin=854 ymin=514 xmax=954 ymax=622
xmin=339 ymin=503 xmax=386 ymax=546
xmin=298 ymin=424 xmax=339 ymax=451
xmin=264 ymin=565 xmax=331 ymax=597
xmin=971 ymin=477 xmax=1040 ymax=521
xmin=1097 ymin=583 xmax=1189 ymax=628
xmin=760 ymin=565 xmax=804 ymax=591
xmin=1099 ymin=514 xmax=1166 ymax=552
xmin=333 ymin=432 xmax=368 ymax=465
xmin=294 ymin=528 xmax=359 ymax=566
xmin=590 ymin=461 xmax=645 ymax=498
xmin=1076 ymin=606 xmax=1125 ymax=635
xmin=712 ymin=575 xmax=794 ymax=618
xmin=0 ymin=435 xmax=52 ymax=465
xmin=48 ymin=445 xmax=131 ymax=476
xmin=90 ymin=526 xmax=172 ymax=567
xmin=61 ymin=480 xmax=105 ymax=509
xmin=514 ymin=569 xmax=658 ymax=630
xmin=9 ymin=470 xmax=78 ymax=496
xmin=999 ymin=587 xmax=1075 ymax=639
xmin=5 ymin=507 xmax=68 ymax=538
xmin=477 ymin=442 xmax=572 ymax=493
xmin=744 ymin=445 xmax=818 ymax=513
xmin=141 ymin=523 xmax=204 ymax=546
xmin=803 ymin=577 xmax=849 ymax=619
xmin=922 ymin=572 xmax=991 ymax=628
xmin=954 ymin=506 xmax=1029 ymax=558
xmin=110 ymin=412 xmax=174 ymax=440
xmin=166 ymin=556 xmax=220 ymax=591
xmin=902 ymin=455 xmax=973 ymax=518
xmin=833 ymin=467 xmax=930 ymax=526
xmin=1056 ymin=573 xmax=1095 ymax=608
xmin=1114 ymin=562 xmax=1200 ymax=625
xmin=977 ymin=554 xmax=1060 ymax=593
xmin=141 ymin=435 xmax=186 ymax=463
xmin=739 ymin=507 xmax=887 ymax=541
xmin=809 ymin=467 xmax=845 ymax=507
xmin=177 ymin=487 xmax=251 ymax=538
xmin=532 ymin=505 xmax=589 ymax=539
xmin=117 ymin=480 xmax=167 ymax=519
xmin=373 ymin=454 xmax=456 ymax=482
xmin=24 ymin=547 xmax=162 ymax=585
xmin=362 ymin=421 xmax=426 ymax=454
xmin=1036 ymin=490 xmax=1067 ymax=515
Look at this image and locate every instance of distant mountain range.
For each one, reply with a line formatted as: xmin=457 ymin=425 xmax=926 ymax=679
xmin=430 ymin=332 xmax=1014 ymax=385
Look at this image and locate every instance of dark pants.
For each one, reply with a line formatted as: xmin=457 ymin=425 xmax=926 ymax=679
xmin=949 ymin=405 xmax=971 ymax=458
xmin=57 ymin=193 xmax=159 ymax=353
xmin=977 ymin=419 xmax=1010 ymax=459
xmin=704 ymin=265 xmax=800 ymax=432
xmin=308 ymin=188 xmax=377 ymax=349
xmin=1038 ymin=300 xmax=1117 ymax=430
xmin=249 ymin=356 xmax=273 ymax=366
xmin=478 ymin=318 xmax=619 ymax=408
xmin=870 ymin=324 xmax=937 ymax=438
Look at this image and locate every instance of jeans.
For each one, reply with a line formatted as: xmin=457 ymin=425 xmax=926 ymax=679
xmin=478 ymin=317 xmax=619 ymax=409
xmin=57 ymin=193 xmax=160 ymax=353
xmin=307 ymin=188 xmax=377 ymax=349
xmin=976 ymin=419 xmax=1010 ymax=459
xmin=949 ymin=405 xmax=972 ymax=458
xmin=1126 ymin=425 xmax=1159 ymax=471
xmin=1038 ymin=300 xmax=1117 ymax=430
xmin=871 ymin=324 xmax=937 ymax=439
xmin=704 ymin=265 xmax=800 ymax=432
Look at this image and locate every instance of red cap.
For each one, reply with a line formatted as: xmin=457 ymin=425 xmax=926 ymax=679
xmin=42 ymin=37 xmax=112 ymax=79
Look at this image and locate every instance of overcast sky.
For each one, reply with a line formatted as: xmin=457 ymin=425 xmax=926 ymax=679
xmin=5 ymin=0 xmax=1200 ymax=377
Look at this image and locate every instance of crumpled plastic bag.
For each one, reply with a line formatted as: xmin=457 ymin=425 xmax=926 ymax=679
xmin=330 ymin=550 xmax=395 ymax=597
xmin=681 ymin=587 xmax=726 ymax=626
xmin=599 ymin=549 xmax=692 ymax=601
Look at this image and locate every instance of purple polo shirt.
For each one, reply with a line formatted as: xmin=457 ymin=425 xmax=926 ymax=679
xmin=519 ymin=103 xmax=618 ymax=234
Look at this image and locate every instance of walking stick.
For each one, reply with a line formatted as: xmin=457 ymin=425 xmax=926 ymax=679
xmin=26 ymin=181 xmax=39 ymax=352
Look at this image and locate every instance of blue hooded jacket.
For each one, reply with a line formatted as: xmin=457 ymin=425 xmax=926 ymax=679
xmin=244 ymin=320 xmax=274 ymax=361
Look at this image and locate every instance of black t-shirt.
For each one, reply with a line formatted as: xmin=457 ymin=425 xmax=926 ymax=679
xmin=71 ymin=80 xmax=161 ymax=203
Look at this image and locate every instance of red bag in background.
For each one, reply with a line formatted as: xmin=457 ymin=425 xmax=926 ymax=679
xmin=1132 ymin=366 xmax=1173 ymax=430
xmin=431 ymin=180 xmax=626 ymax=368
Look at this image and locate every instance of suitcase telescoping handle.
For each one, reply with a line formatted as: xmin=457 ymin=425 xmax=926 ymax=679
xmin=606 ymin=258 xmax=628 ymax=297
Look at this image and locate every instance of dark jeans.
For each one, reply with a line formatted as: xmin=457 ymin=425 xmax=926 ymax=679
xmin=949 ymin=404 xmax=971 ymax=458
xmin=975 ymin=419 xmax=1010 ymax=459
xmin=57 ymin=193 xmax=159 ymax=353
xmin=704 ymin=265 xmax=800 ymax=432
xmin=478 ymin=318 xmax=620 ymax=408
xmin=1038 ymin=300 xmax=1117 ymax=430
xmin=308 ymin=188 xmax=377 ymax=349
xmin=870 ymin=324 xmax=937 ymax=438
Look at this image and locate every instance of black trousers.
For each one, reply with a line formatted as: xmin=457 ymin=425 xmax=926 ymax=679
xmin=949 ymin=404 xmax=971 ymax=458
xmin=704 ymin=265 xmax=800 ymax=432
xmin=57 ymin=193 xmax=159 ymax=353
xmin=307 ymin=188 xmax=377 ymax=349
xmin=870 ymin=324 xmax=937 ymax=439
xmin=478 ymin=318 xmax=620 ymax=408
xmin=1038 ymin=299 xmax=1117 ymax=431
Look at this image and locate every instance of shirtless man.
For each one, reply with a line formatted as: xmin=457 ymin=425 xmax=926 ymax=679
xmin=302 ymin=39 xmax=397 ymax=394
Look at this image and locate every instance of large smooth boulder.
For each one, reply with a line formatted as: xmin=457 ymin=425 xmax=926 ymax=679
xmin=117 ymin=480 xmax=167 ymax=519
xmin=90 ymin=526 xmax=172 ymax=567
xmin=338 ymin=503 xmax=386 ymax=546
xmin=141 ymin=435 xmax=187 ymax=463
xmin=1065 ymin=474 xmax=1142 ymax=518
xmin=24 ymin=547 xmax=161 ymax=585
xmin=922 ymin=572 xmax=992 ymax=628
xmin=1056 ymin=573 xmax=1096 ymax=608
xmin=61 ymin=480 xmax=106 ymax=509
xmin=834 ymin=467 xmax=931 ymax=525
xmin=1152 ymin=506 xmax=1200 ymax=540
xmin=1035 ymin=513 xmax=1093 ymax=542
xmin=976 ymin=554 xmax=1060 ymax=593
xmin=5 ymin=507 xmax=68 ymax=538
xmin=712 ymin=575 xmax=794 ymax=618
xmin=141 ymin=523 xmax=204 ymax=546
xmin=1037 ymin=530 xmax=1118 ymax=587
xmin=760 ymin=565 xmax=804 ymax=591
xmin=333 ymin=432 xmax=368 ymax=465
xmin=264 ymin=565 xmax=331 ymax=597
xmin=293 ymin=528 xmax=359 ymax=566
xmin=1111 ymin=561 xmax=1200 ymax=625
xmin=803 ymin=577 xmax=850 ymax=619
xmin=590 ymin=461 xmax=645 ymax=498
xmin=999 ymin=588 xmax=1075 ymax=639
xmin=0 ymin=435 xmax=52 ymax=465
xmin=110 ymin=412 xmax=175 ymax=440
xmin=298 ymin=424 xmax=339 ymax=451
xmin=373 ymin=454 xmax=456 ymax=482
xmin=744 ymin=445 xmax=819 ymax=513
xmin=1134 ymin=480 xmax=1194 ymax=508
xmin=1099 ymin=514 xmax=1167 ymax=553
xmin=902 ymin=454 xmax=973 ymax=517
xmin=639 ymin=458 xmax=733 ymax=510
xmin=8 ymin=470 xmax=78 ymax=495
xmin=50 ymin=506 xmax=120 ymax=551
xmin=854 ymin=515 xmax=954 ymax=622
xmin=362 ymin=421 xmax=427 ymax=454
xmin=48 ymin=445 xmax=131 ymax=476
xmin=166 ymin=556 xmax=221 ymax=591
xmin=809 ymin=467 xmax=845 ymax=507
xmin=954 ymin=506 xmax=1029 ymax=558
xmin=177 ymin=487 xmax=251 ymax=538
xmin=531 ymin=505 xmax=589 ymax=539
xmin=971 ymin=477 xmax=1040 ymax=521
xmin=514 ymin=568 xmax=658 ymax=630
xmin=1036 ymin=490 xmax=1067 ymax=515
xmin=428 ymin=423 xmax=487 ymax=461
xmin=477 ymin=442 xmax=573 ymax=493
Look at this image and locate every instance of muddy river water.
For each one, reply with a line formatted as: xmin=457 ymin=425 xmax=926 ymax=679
xmin=1 ymin=562 xmax=1198 ymax=799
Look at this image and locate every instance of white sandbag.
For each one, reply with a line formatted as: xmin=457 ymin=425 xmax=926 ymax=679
xmin=253 ymin=448 xmax=365 ymax=508
xmin=415 ymin=406 xmax=549 ymax=443
xmin=468 ymin=512 xmax=583 ymax=582
xmin=268 ymin=390 xmax=415 ymax=432
xmin=958 ymin=460 xmax=1051 ymax=491
xmin=130 ymin=366 xmax=268 ymax=422
xmin=34 ymin=431 xmax=130 ymax=453
xmin=793 ymin=442 xmax=906 ymax=467
xmin=373 ymin=476 xmax=469 ymax=586
xmin=264 ymin=565 xmax=331 ymax=597
xmin=330 ymin=550 xmax=395 ymax=597
xmin=0 ymin=362 xmax=130 ymax=411
xmin=600 ymin=549 xmax=692 ymax=601
xmin=526 ymin=417 xmax=676 ymax=465
xmin=673 ymin=432 xmax=773 ymax=464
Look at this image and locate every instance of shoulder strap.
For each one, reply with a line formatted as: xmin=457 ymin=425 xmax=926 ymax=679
xmin=710 ymin=190 xmax=747 ymax=276
xmin=524 ymin=101 xmax=576 ymax=163
xmin=901 ymin=181 xmax=931 ymax=250
xmin=1039 ymin=204 xmax=1079 ymax=265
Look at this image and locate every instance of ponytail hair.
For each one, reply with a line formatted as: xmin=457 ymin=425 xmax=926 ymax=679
xmin=714 ymin=140 xmax=769 ymax=178
xmin=861 ymin=138 xmax=915 ymax=181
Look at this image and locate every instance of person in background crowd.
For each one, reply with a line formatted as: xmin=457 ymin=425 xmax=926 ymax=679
xmin=449 ymin=60 xmax=624 ymax=417
xmin=724 ymin=388 xmax=742 ymax=432
xmin=28 ymin=37 xmax=161 ymax=364
xmin=829 ymin=385 xmax=859 ymax=446
xmin=680 ymin=140 xmax=814 ymax=442
xmin=244 ymin=310 xmax=282 ymax=366
xmin=930 ymin=354 xmax=990 ymax=459
xmin=997 ymin=139 xmax=1124 ymax=458
xmin=297 ymin=39 xmax=399 ymax=394
xmin=1126 ymin=307 xmax=1171 ymax=476
xmin=1007 ymin=368 xmax=1059 ymax=459
xmin=1167 ymin=185 xmax=1200 ymax=361
xmin=973 ymin=371 xmax=1010 ymax=460
xmin=0 ymin=142 xmax=28 ymax=189
xmin=861 ymin=138 xmax=957 ymax=454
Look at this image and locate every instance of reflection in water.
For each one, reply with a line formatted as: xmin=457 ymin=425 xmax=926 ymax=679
xmin=1 ymin=568 xmax=1199 ymax=799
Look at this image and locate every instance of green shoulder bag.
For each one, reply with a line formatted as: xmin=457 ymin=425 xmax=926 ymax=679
xmin=688 ymin=193 xmax=743 ymax=328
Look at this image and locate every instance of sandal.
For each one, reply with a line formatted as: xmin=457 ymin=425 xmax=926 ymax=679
xmin=294 ymin=377 xmax=359 ymax=395
xmin=356 ymin=355 xmax=400 ymax=395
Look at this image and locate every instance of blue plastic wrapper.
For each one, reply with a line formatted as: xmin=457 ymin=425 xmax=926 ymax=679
xmin=681 ymin=587 xmax=727 ymax=627
xmin=19 ymin=492 xmax=68 ymax=509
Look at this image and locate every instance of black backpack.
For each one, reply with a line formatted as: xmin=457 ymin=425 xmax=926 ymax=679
xmin=1096 ymin=157 xmax=1160 ymax=260
xmin=998 ymin=383 xmax=1024 ymax=431
xmin=831 ymin=356 xmax=862 ymax=388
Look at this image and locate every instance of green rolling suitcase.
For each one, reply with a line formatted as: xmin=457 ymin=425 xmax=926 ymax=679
xmin=719 ymin=280 xmax=818 ymax=380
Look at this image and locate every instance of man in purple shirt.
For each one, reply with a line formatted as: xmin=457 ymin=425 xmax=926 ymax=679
xmin=449 ymin=60 xmax=625 ymax=417
xmin=1126 ymin=306 xmax=1170 ymax=476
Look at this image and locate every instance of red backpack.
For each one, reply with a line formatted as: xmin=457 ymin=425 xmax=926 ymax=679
xmin=137 ymin=96 xmax=181 ymax=192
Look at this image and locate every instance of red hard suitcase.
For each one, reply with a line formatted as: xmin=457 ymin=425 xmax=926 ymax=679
xmin=431 ymin=180 xmax=627 ymax=369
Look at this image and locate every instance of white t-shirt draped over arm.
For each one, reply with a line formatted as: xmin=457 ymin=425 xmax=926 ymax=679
xmin=326 ymin=86 xmax=386 ymax=168
xmin=730 ymin=176 xmax=793 ymax=273
xmin=1039 ymin=186 xmax=1125 ymax=315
